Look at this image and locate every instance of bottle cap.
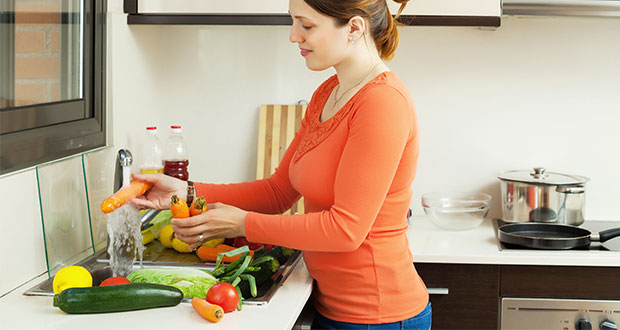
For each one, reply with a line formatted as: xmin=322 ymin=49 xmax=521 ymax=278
xmin=170 ymin=125 xmax=182 ymax=133
xmin=146 ymin=126 xmax=158 ymax=134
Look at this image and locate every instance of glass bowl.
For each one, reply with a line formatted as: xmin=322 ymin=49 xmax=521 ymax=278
xmin=421 ymin=192 xmax=492 ymax=231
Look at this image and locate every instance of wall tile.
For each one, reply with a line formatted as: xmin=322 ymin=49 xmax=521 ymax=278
xmin=0 ymin=170 xmax=46 ymax=296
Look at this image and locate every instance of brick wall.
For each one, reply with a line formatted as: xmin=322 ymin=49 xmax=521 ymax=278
xmin=14 ymin=0 xmax=62 ymax=107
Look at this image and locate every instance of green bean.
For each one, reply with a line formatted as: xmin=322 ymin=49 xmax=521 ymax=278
xmin=240 ymin=274 xmax=257 ymax=297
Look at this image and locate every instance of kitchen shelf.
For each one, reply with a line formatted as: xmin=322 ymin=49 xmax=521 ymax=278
xmin=123 ymin=0 xmax=501 ymax=27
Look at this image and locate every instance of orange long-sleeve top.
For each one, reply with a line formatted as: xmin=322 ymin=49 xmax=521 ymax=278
xmin=195 ymin=71 xmax=428 ymax=324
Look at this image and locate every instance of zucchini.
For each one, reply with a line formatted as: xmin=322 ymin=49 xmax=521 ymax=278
xmin=53 ymin=283 xmax=183 ymax=314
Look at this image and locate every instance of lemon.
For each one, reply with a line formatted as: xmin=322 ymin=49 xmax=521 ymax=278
xmin=52 ymin=265 xmax=93 ymax=294
xmin=172 ymin=238 xmax=191 ymax=253
xmin=158 ymin=224 xmax=175 ymax=248
xmin=201 ymin=237 xmax=225 ymax=248
xmin=142 ymin=228 xmax=155 ymax=245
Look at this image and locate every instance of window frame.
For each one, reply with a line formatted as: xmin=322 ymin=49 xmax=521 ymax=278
xmin=0 ymin=0 xmax=106 ymax=175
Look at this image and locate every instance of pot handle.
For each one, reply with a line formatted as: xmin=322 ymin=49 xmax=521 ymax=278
xmin=556 ymin=185 xmax=585 ymax=194
xmin=598 ymin=228 xmax=620 ymax=243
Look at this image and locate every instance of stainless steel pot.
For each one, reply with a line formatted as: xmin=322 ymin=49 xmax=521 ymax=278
xmin=498 ymin=167 xmax=589 ymax=226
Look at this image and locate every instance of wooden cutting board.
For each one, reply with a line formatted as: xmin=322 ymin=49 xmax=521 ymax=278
xmin=256 ymin=104 xmax=306 ymax=215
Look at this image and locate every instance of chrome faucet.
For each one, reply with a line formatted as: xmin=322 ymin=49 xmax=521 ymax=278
xmin=114 ymin=149 xmax=133 ymax=192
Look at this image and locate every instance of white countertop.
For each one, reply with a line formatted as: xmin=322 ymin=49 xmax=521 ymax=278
xmin=3 ymin=217 xmax=619 ymax=330
xmin=408 ymin=216 xmax=620 ymax=267
xmin=0 ymin=259 xmax=313 ymax=330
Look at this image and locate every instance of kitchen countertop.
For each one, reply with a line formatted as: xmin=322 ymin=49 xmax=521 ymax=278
xmin=0 ymin=259 xmax=313 ymax=330
xmin=4 ymin=216 xmax=620 ymax=330
xmin=408 ymin=216 xmax=620 ymax=267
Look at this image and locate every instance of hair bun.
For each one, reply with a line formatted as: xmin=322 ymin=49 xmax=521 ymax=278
xmin=391 ymin=0 xmax=410 ymax=18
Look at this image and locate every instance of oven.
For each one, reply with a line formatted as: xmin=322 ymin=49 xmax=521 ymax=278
xmin=501 ymin=298 xmax=620 ymax=329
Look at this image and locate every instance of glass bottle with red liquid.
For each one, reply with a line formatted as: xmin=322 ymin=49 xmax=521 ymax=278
xmin=163 ymin=125 xmax=189 ymax=181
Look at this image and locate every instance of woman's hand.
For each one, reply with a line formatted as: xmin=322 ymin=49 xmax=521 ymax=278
xmin=130 ymin=173 xmax=186 ymax=210
xmin=171 ymin=202 xmax=248 ymax=251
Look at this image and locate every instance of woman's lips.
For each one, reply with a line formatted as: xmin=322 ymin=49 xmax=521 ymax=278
xmin=300 ymin=49 xmax=312 ymax=57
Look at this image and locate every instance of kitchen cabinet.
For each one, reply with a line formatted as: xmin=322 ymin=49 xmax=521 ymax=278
xmin=131 ymin=0 xmax=288 ymax=15
xmin=387 ymin=0 xmax=500 ymax=19
xmin=415 ymin=263 xmax=500 ymax=329
xmin=416 ymin=263 xmax=620 ymax=329
xmin=501 ymin=265 xmax=620 ymax=300
xmin=123 ymin=0 xmax=501 ymax=27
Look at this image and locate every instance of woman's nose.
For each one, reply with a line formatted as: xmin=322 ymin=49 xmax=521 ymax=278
xmin=289 ymin=26 xmax=302 ymax=43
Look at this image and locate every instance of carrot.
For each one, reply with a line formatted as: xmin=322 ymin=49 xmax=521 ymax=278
xmin=191 ymin=297 xmax=224 ymax=323
xmin=170 ymin=195 xmax=189 ymax=218
xmin=100 ymin=180 xmax=152 ymax=214
xmin=190 ymin=196 xmax=206 ymax=216
xmin=215 ymin=244 xmax=237 ymax=253
xmin=196 ymin=246 xmax=254 ymax=263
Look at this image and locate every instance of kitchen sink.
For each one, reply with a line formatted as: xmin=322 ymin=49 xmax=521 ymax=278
xmin=24 ymin=246 xmax=301 ymax=306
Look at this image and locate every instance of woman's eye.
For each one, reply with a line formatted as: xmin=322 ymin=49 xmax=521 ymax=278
xmin=302 ymin=25 xmax=312 ymax=30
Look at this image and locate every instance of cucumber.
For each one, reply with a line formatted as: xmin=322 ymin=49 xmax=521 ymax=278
xmin=53 ymin=283 xmax=183 ymax=314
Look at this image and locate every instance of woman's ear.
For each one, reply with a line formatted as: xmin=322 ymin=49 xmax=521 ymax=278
xmin=347 ymin=16 xmax=366 ymax=43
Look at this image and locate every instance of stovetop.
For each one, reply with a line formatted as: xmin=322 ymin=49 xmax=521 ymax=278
xmin=493 ymin=219 xmax=620 ymax=252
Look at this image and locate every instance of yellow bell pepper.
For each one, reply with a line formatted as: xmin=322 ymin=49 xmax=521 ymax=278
xmin=201 ymin=237 xmax=225 ymax=248
xmin=141 ymin=228 xmax=156 ymax=245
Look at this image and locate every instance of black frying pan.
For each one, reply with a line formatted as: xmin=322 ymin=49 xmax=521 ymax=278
xmin=498 ymin=223 xmax=620 ymax=250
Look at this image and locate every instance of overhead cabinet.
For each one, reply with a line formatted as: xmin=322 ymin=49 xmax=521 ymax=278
xmin=124 ymin=0 xmax=502 ymax=27
xmin=387 ymin=0 xmax=501 ymax=24
xmin=132 ymin=0 xmax=288 ymax=15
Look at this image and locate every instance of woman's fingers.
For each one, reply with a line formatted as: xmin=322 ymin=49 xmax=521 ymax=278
xmin=171 ymin=203 xmax=247 ymax=245
xmin=131 ymin=172 xmax=159 ymax=183
xmin=130 ymin=196 xmax=157 ymax=209
xmin=171 ymin=222 xmax=207 ymax=237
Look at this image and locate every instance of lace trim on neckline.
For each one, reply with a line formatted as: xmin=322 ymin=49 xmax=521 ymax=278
xmin=292 ymin=72 xmax=389 ymax=162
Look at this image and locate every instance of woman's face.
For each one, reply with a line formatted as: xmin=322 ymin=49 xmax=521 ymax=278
xmin=289 ymin=0 xmax=351 ymax=71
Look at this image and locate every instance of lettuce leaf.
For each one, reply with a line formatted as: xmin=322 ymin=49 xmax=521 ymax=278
xmin=127 ymin=267 xmax=218 ymax=298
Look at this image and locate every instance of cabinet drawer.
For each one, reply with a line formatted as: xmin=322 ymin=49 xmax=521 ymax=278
xmin=415 ymin=263 xmax=500 ymax=329
xmin=501 ymin=265 xmax=620 ymax=300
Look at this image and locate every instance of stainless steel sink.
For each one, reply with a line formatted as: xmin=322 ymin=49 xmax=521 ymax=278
xmin=24 ymin=248 xmax=301 ymax=306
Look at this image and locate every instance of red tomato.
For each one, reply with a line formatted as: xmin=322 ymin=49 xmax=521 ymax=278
xmin=99 ymin=276 xmax=131 ymax=286
xmin=206 ymin=283 xmax=239 ymax=313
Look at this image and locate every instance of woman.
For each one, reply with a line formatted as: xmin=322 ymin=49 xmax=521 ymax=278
xmin=132 ymin=0 xmax=430 ymax=328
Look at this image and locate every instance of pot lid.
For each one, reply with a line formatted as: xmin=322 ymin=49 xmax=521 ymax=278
xmin=498 ymin=167 xmax=589 ymax=185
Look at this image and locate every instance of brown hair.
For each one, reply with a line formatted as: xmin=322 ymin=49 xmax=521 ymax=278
xmin=303 ymin=0 xmax=409 ymax=61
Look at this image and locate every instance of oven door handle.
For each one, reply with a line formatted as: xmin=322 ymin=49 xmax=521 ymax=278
xmin=427 ymin=287 xmax=449 ymax=295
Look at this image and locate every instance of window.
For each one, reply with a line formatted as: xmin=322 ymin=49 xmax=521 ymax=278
xmin=0 ymin=0 xmax=105 ymax=175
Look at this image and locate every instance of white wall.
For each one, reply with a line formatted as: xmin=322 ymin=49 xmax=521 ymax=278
xmin=108 ymin=3 xmax=620 ymax=221
xmin=2 ymin=3 xmax=619 ymax=295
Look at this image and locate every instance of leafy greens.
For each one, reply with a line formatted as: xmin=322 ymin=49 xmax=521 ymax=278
xmin=127 ymin=268 xmax=218 ymax=298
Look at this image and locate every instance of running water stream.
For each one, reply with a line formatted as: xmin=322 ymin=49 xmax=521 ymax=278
xmin=106 ymin=204 xmax=144 ymax=277
xmin=105 ymin=166 xmax=144 ymax=277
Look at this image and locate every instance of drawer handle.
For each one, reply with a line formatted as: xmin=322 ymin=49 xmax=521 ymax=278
xmin=427 ymin=288 xmax=449 ymax=295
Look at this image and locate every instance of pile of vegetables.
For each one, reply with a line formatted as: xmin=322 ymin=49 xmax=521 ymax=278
xmin=51 ymin=265 xmax=184 ymax=314
xmin=52 ymin=194 xmax=296 ymax=322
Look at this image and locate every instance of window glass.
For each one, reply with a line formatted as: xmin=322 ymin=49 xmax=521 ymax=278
xmin=0 ymin=0 xmax=105 ymax=176
xmin=1 ymin=0 xmax=83 ymax=108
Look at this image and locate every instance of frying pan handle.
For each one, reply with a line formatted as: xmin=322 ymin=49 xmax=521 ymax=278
xmin=598 ymin=228 xmax=620 ymax=243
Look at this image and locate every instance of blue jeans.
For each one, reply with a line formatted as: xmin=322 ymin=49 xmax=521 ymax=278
xmin=312 ymin=302 xmax=432 ymax=330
